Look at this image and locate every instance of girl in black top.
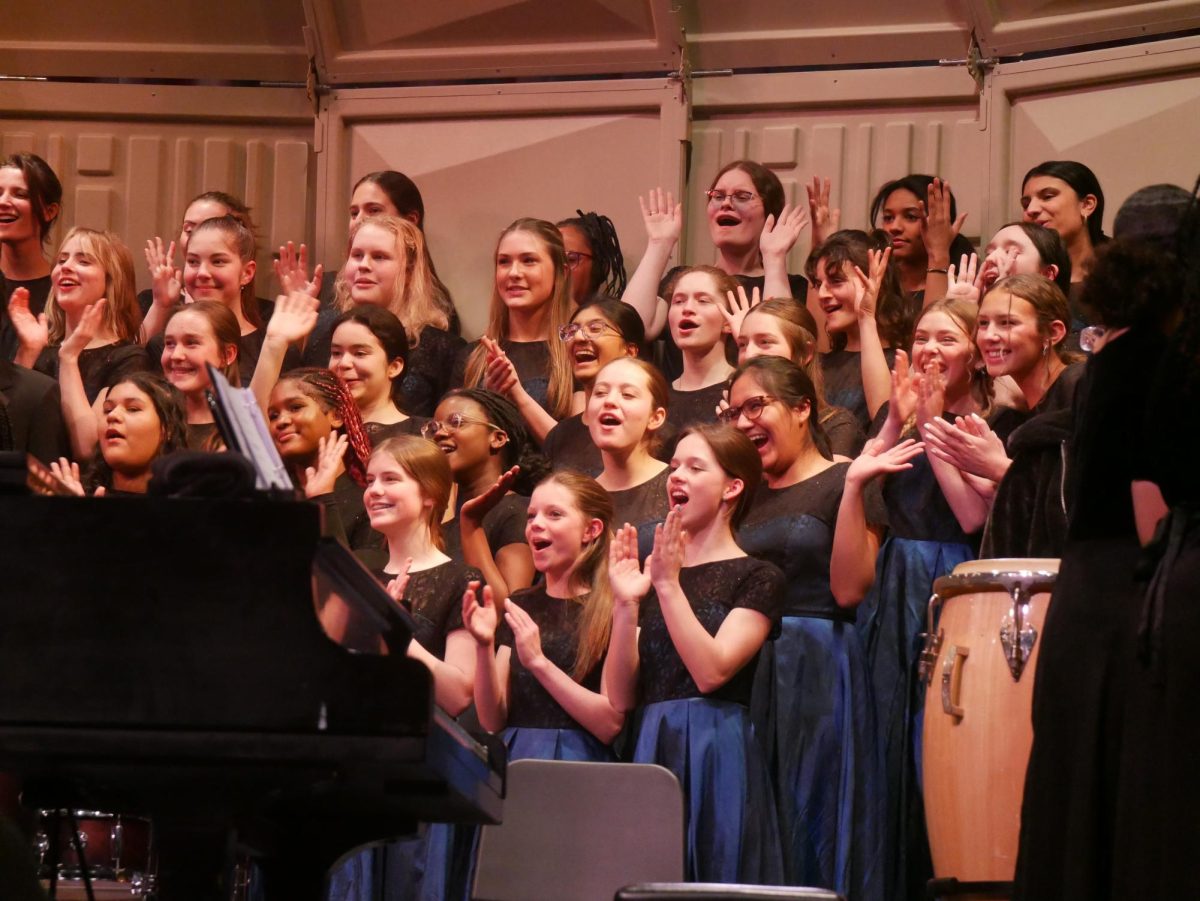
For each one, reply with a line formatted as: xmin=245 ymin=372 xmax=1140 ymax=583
xmin=428 ymin=388 xmax=544 ymax=600
xmin=0 ymin=152 xmax=61 ymax=362
xmin=160 ymin=301 xmax=242 ymax=451
xmin=663 ymin=266 xmax=736 ymax=433
xmin=556 ymin=210 xmax=627 ymax=306
xmin=606 ymin=424 xmax=786 ymax=883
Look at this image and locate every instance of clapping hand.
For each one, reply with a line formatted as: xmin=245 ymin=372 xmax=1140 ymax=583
xmin=648 ymin=506 xmax=687 ymax=588
xmin=608 ymin=523 xmax=651 ymax=609
xmin=303 ymin=433 xmax=348 ymax=498
xmin=505 ymin=600 xmax=546 ymax=670
xmin=462 ymin=581 xmax=499 ymax=646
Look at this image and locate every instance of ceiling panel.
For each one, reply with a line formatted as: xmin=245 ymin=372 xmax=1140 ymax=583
xmin=303 ymin=0 xmax=681 ymax=84
xmin=0 ymin=0 xmax=308 ymax=82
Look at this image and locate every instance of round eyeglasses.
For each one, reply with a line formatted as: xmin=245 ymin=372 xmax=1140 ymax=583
xmin=705 ymin=189 xmax=759 ymax=209
xmin=420 ymin=413 xmax=503 ymax=440
xmin=558 ymin=320 xmax=621 ymax=342
xmin=717 ymin=395 xmax=779 ymax=425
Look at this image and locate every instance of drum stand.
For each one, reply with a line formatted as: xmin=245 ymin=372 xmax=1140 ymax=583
xmin=42 ymin=809 xmax=98 ymax=901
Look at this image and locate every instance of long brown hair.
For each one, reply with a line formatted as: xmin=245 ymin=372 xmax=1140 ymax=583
xmin=189 ymin=215 xmax=262 ymax=329
xmin=463 ymin=219 xmax=575 ymax=419
xmin=334 ymin=215 xmax=446 ymax=348
xmin=537 ymin=470 xmax=615 ymax=681
xmin=45 ymin=227 xmax=141 ymax=346
xmin=592 ymin=357 xmax=669 ymax=456
xmin=985 ymin=274 xmax=1081 ymax=365
xmin=370 ymin=435 xmax=452 ymax=550
xmin=742 ymin=297 xmax=841 ymax=426
xmin=676 ymin=423 xmax=762 ymax=529
xmin=908 ymin=297 xmax=993 ymax=430
xmin=164 ymin=301 xmax=241 ymax=387
xmin=806 ymin=229 xmax=911 ymax=351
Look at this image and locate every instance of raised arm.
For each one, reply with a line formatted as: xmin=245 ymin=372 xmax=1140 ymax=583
xmin=759 ymin=204 xmax=809 ymax=300
xmin=919 ymin=178 xmax=968 ymax=307
xmin=602 ymin=523 xmax=650 ymax=714
xmin=459 ymin=466 xmax=523 ymax=599
xmin=853 ymin=246 xmax=894 ymax=418
xmin=139 ymin=237 xmax=182 ymax=342
xmin=504 ymin=599 xmax=624 ymax=743
xmin=462 ymin=583 xmax=509 ymax=732
xmin=916 ymin=369 xmax=992 ymax=534
xmin=57 ymin=299 xmax=107 ymax=458
xmin=832 ymin=439 xmax=923 ymax=606
xmin=620 ymin=189 xmax=680 ymax=341
xmin=806 ymin=176 xmax=841 ymax=249
xmin=249 ymin=290 xmax=319 ymax=413
xmin=649 ymin=510 xmax=773 ymax=694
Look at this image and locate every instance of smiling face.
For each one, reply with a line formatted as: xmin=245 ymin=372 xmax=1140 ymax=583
xmin=348 ymin=181 xmax=403 ymax=231
xmin=525 ymin=479 xmax=602 ymax=578
xmin=268 ymin=380 xmax=340 ymax=464
xmin=728 ymin=372 xmax=809 ymax=477
xmin=1021 ymin=175 xmax=1096 ymax=245
xmin=911 ymin=309 xmax=975 ymax=392
xmin=428 ymin=395 xmax=506 ymax=476
xmin=813 ymin=258 xmax=859 ymax=335
xmin=877 ymin=188 xmax=925 ymax=262
xmin=566 ymin=308 xmax=631 ymax=384
xmin=706 ymin=167 xmax=767 ymax=253
xmin=179 ymin=199 xmax=230 ymax=251
xmin=737 ymin=309 xmax=798 ymax=364
xmin=342 ymin=223 xmax=403 ymax=308
xmin=980 ymin=224 xmax=1050 ymax=290
xmin=160 ymin=310 xmax=229 ymax=395
xmin=495 ymin=229 xmax=555 ymax=313
xmin=586 ymin=358 xmax=665 ymax=454
xmin=669 ymin=270 xmax=729 ymax=352
xmin=52 ymin=235 xmax=107 ymax=311
xmin=976 ymin=290 xmax=1047 ymax=379
xmin=363 ymin=451 xmax=431 ymax=534
xmin=0 ymin=166 xmax=39 ymax=246
xmin=99 ymin=381 xmax=164 ymax=474
xmin=329 ymin=319 xmax=402 ymax=410
xmin=184 ymin=229 xmax=254 ymax=307
xmin=667 ymin=433 xmax=741 ymax=532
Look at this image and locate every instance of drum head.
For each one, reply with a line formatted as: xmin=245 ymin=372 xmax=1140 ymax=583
xmin=951 ymin=558 xmax=1060 ymax=576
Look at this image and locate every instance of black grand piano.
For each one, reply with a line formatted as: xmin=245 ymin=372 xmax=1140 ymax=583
xmin=0 ymin=492 xmax=504 ymax=899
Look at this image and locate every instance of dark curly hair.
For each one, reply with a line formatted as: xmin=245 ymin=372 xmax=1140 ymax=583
xmin=1 ymin=152 xmax=62 ymax=246
xmin=440 ymin=387 xmax=550 ymax=496
xmin=728 ymin=355 xmax=833 ymax=460
xmin=331 ymin=304 xmax=410 ymax=409
xmin=278 ymin=367 xmax=373 ymax=487
xmin=557 ymin=211 xmax=627 ymax=300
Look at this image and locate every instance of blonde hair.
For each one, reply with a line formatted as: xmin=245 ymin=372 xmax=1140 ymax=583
xmin=334 ymin=215 xmax=447 ymax=348
xmin=908 ymin=297 xmax=993 ymax=431
xmin=463 ymin=219 xmax=575 ymax=419
xmin=538 ymin=471 xmax=614 ymax=681
xmin=45 ymin=228 xmax=141 ymax=345
xmin=370 ymin=435 xmax=453 ymax=550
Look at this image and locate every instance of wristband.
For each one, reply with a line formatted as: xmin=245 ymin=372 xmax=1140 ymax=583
xmin=926 ymin=267 xmax=948 ymax=274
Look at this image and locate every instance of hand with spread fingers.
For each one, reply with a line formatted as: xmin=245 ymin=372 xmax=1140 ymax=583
xmin=145 ymin=237 xmax=182 ymax=309
xmin=851 ymin=246 xmax=892 ymax=323
xmin=721 ymin=283 xmax=761 ymax=340
xmin=649 ymin=506 xmax=688 ymax=588
xmin=639 ymin=188 xmax=683 ymax=245
xmin=462 ymin=582 xmax=500 ymax=646
xmin=274 ymin=241 xmax=324 ymax=298
xmin=847 ymin=437 xmax=926 ymax=487
xmin=806 ymin=176 xmax=842 ymax=248
xmin=759 ymin=204 xmax=810 ymax=266
xmin=303 ymin=433 xmax=348 ymax=498
xmin=609 ymin=522 xmax=651 ymax=609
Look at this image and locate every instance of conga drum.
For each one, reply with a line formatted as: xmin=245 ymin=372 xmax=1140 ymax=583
xmin=919 ymin=558 xmax=1059 ymax=896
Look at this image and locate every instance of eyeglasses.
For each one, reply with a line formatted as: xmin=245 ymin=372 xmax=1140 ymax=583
xmin=717 ymin=395 xmax=779 ymax=424
xmin=558 ymin=320 xmax=621 ymax=342
xmin=705 ymin=189 xmax=759 ymax=208
xmin=565 ymin=251 xmax=593 ymax=268
xmin=1079 ymin=325 xmax=1107 ymax=353
xmin=420 ymin=413 xmax=503 ymax=440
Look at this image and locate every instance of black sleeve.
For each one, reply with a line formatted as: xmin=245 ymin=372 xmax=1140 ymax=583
xmin=486 ymin=495 xmax=529 ymax=550
xmin=733 ymin=560 xmax=785 ymax=621
xmin=26 ymin=381 xmax=69 ymax=465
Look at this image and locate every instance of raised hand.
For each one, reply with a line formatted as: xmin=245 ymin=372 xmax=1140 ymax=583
xmin=384 ymin=557 xmax=414 ymax=604
xmin=945 ymin=253 xmax=982 ymax=303
xmin=303 ymin=433 xmax=348 ymax=498
xmin=608 ymin=523 xmax=651 ymax=608
xmin=460 ymin=465 xmax=519 ymax=530
xmin=7 ymin=287 xmax=49 ymax=359
xmin=720 ymin=283 xmax=761 ymax=339
xmin=639 ymin=188 xmax=683 ymax=245
xmin=918 ymin=177 xmax=968 ymax=262
xmin=50 ymin=458 xmax=86 ymax=496
xmin=274 ymin=241 xmax=324 ymax=298
xmin=759 ymin=203 xmax=810 ymax=264
xmin=916 ymin=360 xmax=946 ymax=425
xmin=852 ymin=245 xmax=892 ymax=322
xmin=483 ymin=350 xmax=520 ymax=399
xmin=888 ymin=349 xmax=920 ymax=425
xmin=504 ymin=600 xmax=546 ymax=669
xmin=648 ymin=506 xmax=687 ymax=587
xmin=714 ymin=387 xmax=730 ymax=420
xmin=266 ymin=289 xmax=320 ymax=344
xmin=805 ymin=176 xmax=842 ymax=247
xmin=59 ymin=299 xmax=108 ymax=363
xmin=144 ymin=237 xmax=182 ymax=308
xmin=462 ymin=582 xmax=499 ymax=646
xmin=847 ymin=436 xmax=925 ymax=486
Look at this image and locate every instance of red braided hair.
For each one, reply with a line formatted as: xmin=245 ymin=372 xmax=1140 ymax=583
xmin=279 ymin=367 xmax=373 ymax=487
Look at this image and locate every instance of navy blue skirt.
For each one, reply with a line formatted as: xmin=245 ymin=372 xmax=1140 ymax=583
xmin=633 ymin=698 xmax=783 ymax=885
xmin=856 ymin=537 xmax=973 ymax=900
xmin=752 ymin=615 xmax=886 ymax=900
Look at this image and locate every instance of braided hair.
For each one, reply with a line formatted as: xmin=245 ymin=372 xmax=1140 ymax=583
xmin=279 ymin=367 xmax=373 ymax=487
xmin=441 ymin=387 xmax=551 ymax=496
xmin=557 ymin=211 xmax=627 ymax=299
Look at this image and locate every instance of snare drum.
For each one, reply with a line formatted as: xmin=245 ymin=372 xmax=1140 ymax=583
xmin=918 ymin=558 xmax=1059 ymax=892
xmin=36 ymin=809 xmax=156 ymax=898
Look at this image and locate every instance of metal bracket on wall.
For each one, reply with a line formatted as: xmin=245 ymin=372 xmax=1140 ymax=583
xmin=939 ymin=34 xmax=1003 ymax=92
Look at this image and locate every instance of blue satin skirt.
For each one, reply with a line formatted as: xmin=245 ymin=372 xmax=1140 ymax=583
xmin=856 ymin=537 xmax=973 ymax=900
xmin=752 ymin=615 xmax=886 ymax=900
xmin=633 ymin=697 xmax=784 ymax=885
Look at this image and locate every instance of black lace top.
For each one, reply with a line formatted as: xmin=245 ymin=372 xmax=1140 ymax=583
xmin=665 ymin=382 xmax=724 ymax=434
xmin=34 ymin=342 xmax=154 ymax=404
xmin=453 ymin=339 xmax=554 ymax=414
xmin=496 ymin=585 xmax=602 ymax=731
xmin=610 ymin=467 xmax=671 ymax=531
xmin=363 ymin=417 xmax=429 ymax=446
xmin=739 ymin=462 xmax=885 ymax=620
xmin=637 ymin=557 xmax=784 ymax=707
xmin=543 ymin=414 xmax=602 ymax=477
xmin=820 ymin=347 xmax=897 ymax=434
xmin=375 ymin=560 xmax=480 ymax=659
